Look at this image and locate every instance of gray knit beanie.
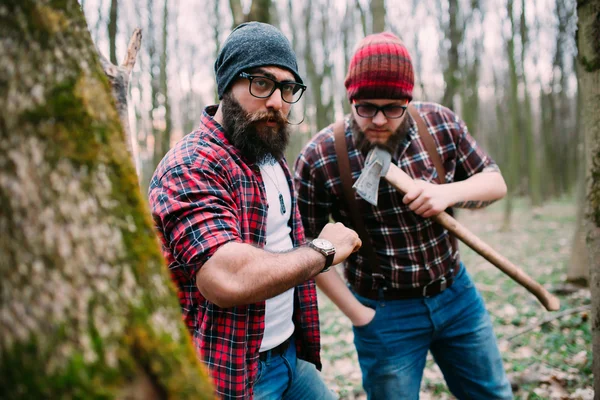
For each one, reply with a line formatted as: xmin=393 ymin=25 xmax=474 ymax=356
xmin=214 ymin=22 xmax=303 ymax=99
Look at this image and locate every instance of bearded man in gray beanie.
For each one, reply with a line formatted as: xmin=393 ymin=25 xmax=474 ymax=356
xmin=148 ymin=22 xmax=360 ymax=399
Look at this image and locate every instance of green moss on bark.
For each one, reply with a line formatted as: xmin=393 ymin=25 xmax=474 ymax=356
xmin=0 ymin=1 xmax=215 ymax=398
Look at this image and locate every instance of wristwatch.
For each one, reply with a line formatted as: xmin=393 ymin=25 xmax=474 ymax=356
xmin=308 ymin=238 xmax=336 ymax=273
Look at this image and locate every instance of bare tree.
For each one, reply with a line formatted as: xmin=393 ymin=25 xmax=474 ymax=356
xmin=460 ymin=1 xmax=483 ymax=138
xmin=502 ymin=0 xmax=521 ymax=230
xmin=229 ymin=0 xmax=272 ymax=27
xmin=370 ymin=0 xmax=386 ymax=33
xmin=518 ymin=0 xmax=542 ymax=206
xmin=577 ymin=0 xmax=600 ymax=391
xmin=108 ymin=0 xmax=118 ymax=64
xmin=0 ymin=1 xmax=213 ymax=397
xmin=440 ymin=0 xmax=462 ymax=110
xmin=303 ymin=0 xmax=334 ymax=131
xmin=355 ymin=0 xmax=368 ymax=36
xmin=152 ymin=0 xmax=172 ymax=168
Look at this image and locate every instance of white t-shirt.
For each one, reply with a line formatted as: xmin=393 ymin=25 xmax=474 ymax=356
xmin=258 ymin=161 xmax=295 ymax=352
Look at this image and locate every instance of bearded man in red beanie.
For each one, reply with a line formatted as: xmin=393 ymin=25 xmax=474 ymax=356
xmin=294 ymin=32 xmax=513 ymax=399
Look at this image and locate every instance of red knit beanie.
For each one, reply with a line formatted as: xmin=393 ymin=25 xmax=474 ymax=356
xmin=344 ymin=32 xmax=414 ymax=102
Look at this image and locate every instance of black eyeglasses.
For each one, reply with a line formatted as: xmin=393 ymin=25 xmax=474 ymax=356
xmin=354 ymin=103 xmax=408 ymax=119
xmin=239 ymin=72 xmax=306 ymax=104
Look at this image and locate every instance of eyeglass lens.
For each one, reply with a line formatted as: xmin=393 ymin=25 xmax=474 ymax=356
xmin=249 ymin=76 xmax=304 ymax=103
xmin=356 ymin=104 xmax=406 ymax=119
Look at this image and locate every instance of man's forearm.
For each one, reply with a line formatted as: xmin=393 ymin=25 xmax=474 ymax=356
xmin=449 ymin=169 xmax=507 ymax=209
xmin=315 ymin=268 xmax=375 ymax=326
xmin=196 ymin=242 xmax=325 ymax=308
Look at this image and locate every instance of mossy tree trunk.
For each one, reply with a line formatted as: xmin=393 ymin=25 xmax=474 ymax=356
xmin=576 ymin=0 xmax=600 ymax=392
xmin=0 ymin=1 xmax=213 ymax=398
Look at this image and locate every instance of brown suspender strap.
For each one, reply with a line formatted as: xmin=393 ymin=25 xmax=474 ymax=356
xmin=408 ymin=104 xmax=446 ymax=184
xmin=408 ymin=104 xmax=459 ymax=254
xmin=333 ymin=120 xmax=384 ymax=284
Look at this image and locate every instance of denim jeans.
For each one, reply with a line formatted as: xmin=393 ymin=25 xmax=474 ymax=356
xmin=352 ymin=265 xmax=513 ymax=400
xmin=253 ymin=336 xmax=337 ymax=400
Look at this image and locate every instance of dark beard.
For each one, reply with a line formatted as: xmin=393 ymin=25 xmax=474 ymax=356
xmin=220 ymin=92 xmax=290 ymax=163
xmin=350 ymin=115 xmax=411 ymax=157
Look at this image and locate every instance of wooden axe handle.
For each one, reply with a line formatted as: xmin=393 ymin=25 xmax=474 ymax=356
xmin=384 ymin=164 xmax=560 ymax=311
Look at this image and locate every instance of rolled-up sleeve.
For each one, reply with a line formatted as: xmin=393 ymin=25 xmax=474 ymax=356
xmin=150 ymin=161 xmax=241 ymax=279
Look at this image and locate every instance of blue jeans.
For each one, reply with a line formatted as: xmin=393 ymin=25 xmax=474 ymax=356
xmin=253 ymin=336 xmax=337 ymax=400
xmin=352 ymin=266 xmax=513 ymax=400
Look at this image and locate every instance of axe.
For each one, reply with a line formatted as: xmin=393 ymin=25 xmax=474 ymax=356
xmin=353 ymin=146 xmax=560 ymax=311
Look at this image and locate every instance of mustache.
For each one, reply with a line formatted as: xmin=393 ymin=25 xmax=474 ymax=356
xmin=246 ymin=110 xmax=288 ymax=125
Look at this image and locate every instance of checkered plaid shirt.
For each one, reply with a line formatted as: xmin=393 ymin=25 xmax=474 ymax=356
xmin=149 ymin=106 xmax=321 ymax=399
xmin=294 ymin=102 xmax=498 ymax=293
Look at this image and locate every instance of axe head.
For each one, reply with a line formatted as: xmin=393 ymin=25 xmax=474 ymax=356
xmin=353 ymin=147 xmax=392 ymax=206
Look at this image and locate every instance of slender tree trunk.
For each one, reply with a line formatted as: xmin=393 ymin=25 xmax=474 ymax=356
xmin=248 ymin=0 xmax=272 ymax=24
xmin=153 ymin=0 xmax=171 ymax=168
xmin=303 ymin=0 xmax=329 ymax=131
xmin=460 ymin=2 xmax=482 ymax=138
xmin=341 ymin=3 xmax=353 ymax=115
xmin=229 ymin=0 xmax=244 ymax=27
xmin=441 ymin=0 xmax=461 ymax=110
xmin=229 ymin=0 xmax=271 ymax=28
xmin=355 ymin=0 xmax=368 ymax=35
xmin=577 ymin=0 xmax=600 ymax=391
xmin=370 ymin=0 xmax=386 ymax=33
xmin=108 ymin=0 xmax=118 ymax=64
xmin=502 ymin=0 xmax=520 ymax=231
xmin=0 ymin=2 xmax=213 ymax=397
xmin=519 ymin=0 xmax=542 ymax=206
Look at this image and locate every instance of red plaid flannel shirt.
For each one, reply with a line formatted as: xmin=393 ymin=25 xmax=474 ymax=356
xmin=149 ymin=106 xmax=321 ymax=399
xmin=294 ymin=102 xmax=498 ymax=293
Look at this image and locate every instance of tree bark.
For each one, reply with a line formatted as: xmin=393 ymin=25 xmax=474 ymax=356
xmin=568 ymin=151 xmax=589 ymax=285
xmin=0 ymin=2 xmax=213 ymax=398
xmin=576 ymin=0 xmax=600 ymax=393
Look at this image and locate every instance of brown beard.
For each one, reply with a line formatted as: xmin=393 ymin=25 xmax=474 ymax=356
xmin=221 ymin=91 xmax=290 ymax=163
xmin=350 ymin=114 xmax=411 ymax=157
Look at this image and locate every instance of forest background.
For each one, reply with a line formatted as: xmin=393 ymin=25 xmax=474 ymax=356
xmin=57 ymin=0 xmax=597 ymax=398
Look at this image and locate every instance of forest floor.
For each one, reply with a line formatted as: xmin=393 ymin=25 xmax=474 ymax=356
xmin=318 ymin=197 xmax=593 ymax=400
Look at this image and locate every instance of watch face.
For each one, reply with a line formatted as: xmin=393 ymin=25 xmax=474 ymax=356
xmin=313 ymin=238 xmax=334 ymax=250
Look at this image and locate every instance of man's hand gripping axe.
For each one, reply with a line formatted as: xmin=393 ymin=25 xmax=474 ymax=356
xmin=354 ymin=147 xmax=560 ymax=312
